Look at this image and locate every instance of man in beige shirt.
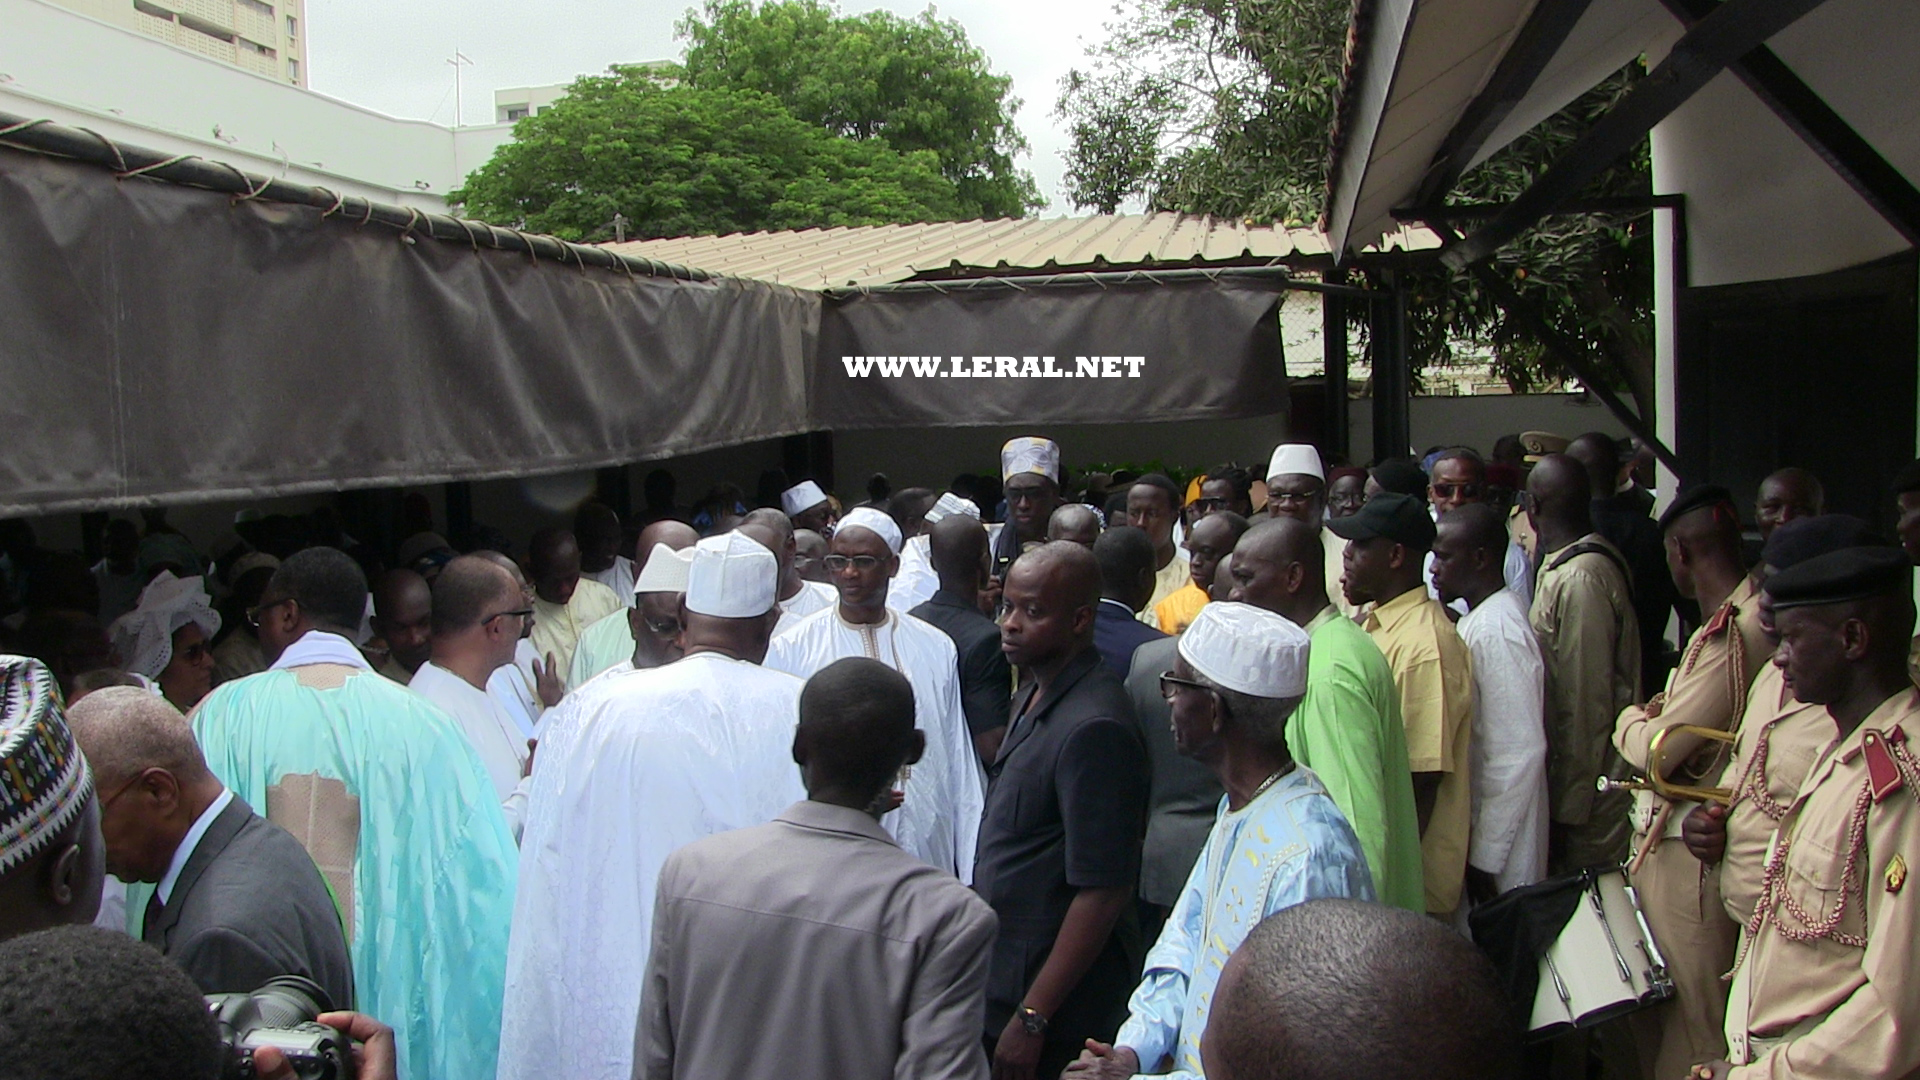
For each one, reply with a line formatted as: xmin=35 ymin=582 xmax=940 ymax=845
xmin=527 ymin=526 xmax=623 ymax=678
xmin=1691 ymin=545 xmax=1920 ymax=1080
xmin=1612 ymin=486 xmax=1771 ymax=1079
xmin=1333 ymin=493 xmax=1473 ymax=917
xmin=637 ymin=656 xmax=997 ymax=1080
xmin=1527 ymin=454 xmax=1641 ymax=872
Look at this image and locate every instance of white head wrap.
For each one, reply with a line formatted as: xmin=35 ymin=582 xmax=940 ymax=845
xmin=1001 ymin=437 xmax=1062 ymax=483
xmin=922 ymin=492 xmax=982 ymax=525
xmin=685 ymin=532 xmax=779 ymax=618
xmin=0 ymin=656 xmax=94 ymax=875
xmin=229 ymin=551 xmax=280 ymax=580
xmin=836 ymin=507 xmax=903 ymax=554
xmin=1265 ymin=443 xmax=1326 ymax=484
xmin=107 ymin=572 xmax=222 ymax=679
xmin=780 ymin=480 xmax=830 ymax=517
xmin=1177 ymin=601 xmax=1311 ymax=698
xmin=634 ymin=543 xmax=693 ymax=595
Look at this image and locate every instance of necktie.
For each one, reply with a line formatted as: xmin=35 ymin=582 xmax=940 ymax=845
xmin=143 ymin=889 xmax=165 ymax=939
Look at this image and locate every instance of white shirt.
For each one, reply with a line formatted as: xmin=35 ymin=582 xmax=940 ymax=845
xmin=584 ymin=555 xmax=637 ymax=608
xmin=766 ymin=606 xmax=986 ymax=881
xmin=410 ymin=662 xmax=533 ymax=840
xmin=490 ymin=638 xmax=543 ymax=741
xmin=1456 ymin=588 xmax=1550 ymax=893
xmin=774 ymin=579 xmax=838 ymax=637
xmin=886 ymin=535 xmax=939 ymax=613
xmin=158 ymin=787 xmax=235 ymax=905
xmin=269 ymin=630 xmax=371 ymax=671
xmin=498 ymin=653 xmax=807 ymax=1080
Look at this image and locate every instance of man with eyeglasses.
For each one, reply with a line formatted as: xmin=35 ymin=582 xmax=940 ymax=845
xmin=1068 ymin=602 xmax=1373 ymax=1080
xmin=1264 ymin=443 xmax=1359 ymax=621
xmin=566 ymin=520 xmax=701 ymax=689
xmin=767 ymin=508 xmax=985 ymax=882
xmin=1425 ymin=448 xmax=1532 ymax=610
xmin=991 ymin=437 xmax=1066 ymax=600
xmin=409 ymin=557 xmax=537 ymax=842
xmin=190 ymin=547 xmax=518 ymax=1080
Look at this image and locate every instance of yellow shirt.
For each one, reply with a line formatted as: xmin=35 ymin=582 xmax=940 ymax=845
xmin=1364 ymin=586 xmax=1474 ymax=915
xmin=531 ymin=577 xmax=623 ymax=677
xmin=1141 ymin=550 xmax=1191 ymax=626
xmin=1154 ymin=581 xmax=1209 ymax=635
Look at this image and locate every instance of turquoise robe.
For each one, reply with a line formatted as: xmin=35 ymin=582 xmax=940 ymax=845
xmin=191 ymin=663 xmax=518 ymax=1080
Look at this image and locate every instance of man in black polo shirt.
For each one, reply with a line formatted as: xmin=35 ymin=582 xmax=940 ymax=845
xmin=911 ymin=514 xmax=1015 ymax=765
xmin=975 ymin=541 xmax=1150 ymax=1080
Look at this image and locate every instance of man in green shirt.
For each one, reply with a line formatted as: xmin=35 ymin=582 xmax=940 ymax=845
xmin=1224 ymin=518 xmax=1425 ymax=912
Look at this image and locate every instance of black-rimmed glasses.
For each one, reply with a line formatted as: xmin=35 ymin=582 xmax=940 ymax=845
xmin=823 ymin=554 xmax=882 ymax=573
xmin=1158 ymin=670 xmax=1212 ymax=699
xmin=483 ymin=608 xmax=534 ymax=626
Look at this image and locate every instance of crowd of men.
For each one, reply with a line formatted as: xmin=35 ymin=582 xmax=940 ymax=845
xmin=0 ymin=430 xmax=1915 ymax=1080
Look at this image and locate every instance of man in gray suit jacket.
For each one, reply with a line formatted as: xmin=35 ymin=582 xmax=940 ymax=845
xmin=67 ymin=687 xmax=352 ymax=1010
xmin=638 ymin=657 xmax=998 ymax=1080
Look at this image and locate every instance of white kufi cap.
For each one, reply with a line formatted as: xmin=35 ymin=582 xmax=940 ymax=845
xmin=634 ymin=543 xmax=693 ymax=595
xmin=1001 ymin=437 xmax=1061 ymax=483
xmin=685 ymin=532 xmax=779 ymax=618
xmin=922 ymin=492 xmax=981 ymax=525
xmin=1177 ymin=601 xmax=1311 ymax=698
xmin=780 ymin=480 xmax=830 ymax=517
xmin=1265 ymin=443 xmax=1326 ymax=484
xmin=836 ymin=506 xmax=903 ymax=554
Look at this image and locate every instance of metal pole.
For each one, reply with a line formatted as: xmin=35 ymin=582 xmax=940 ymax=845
xmin=1323 ymin=267 xmax=1350 ymax=461
xmin=1370 ymin=273 xmax=1411 ymax=463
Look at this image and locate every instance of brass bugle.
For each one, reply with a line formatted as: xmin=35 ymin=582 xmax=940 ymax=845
xmin=1596 ymin=725 xmax=1736 ymax=805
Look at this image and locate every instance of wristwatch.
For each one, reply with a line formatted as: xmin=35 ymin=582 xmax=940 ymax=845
xmin=1017 ymin=1005 xmax=1049 ymax=1036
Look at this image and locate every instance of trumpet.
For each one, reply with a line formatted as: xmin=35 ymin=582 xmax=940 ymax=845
xmin=1595 ymin=724 xmax=1737 ymax=805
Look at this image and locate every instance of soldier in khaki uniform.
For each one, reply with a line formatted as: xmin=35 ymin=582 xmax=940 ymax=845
xmin=1613 ymin=487 xmax=1771 ymax=1078
xmin=1692 ymin=545 xmax=1920 ymax=1080
xmin=1683 ymin=515 xmax=1876 ymax=927
xmin=1526 ymin=454 xmax=1640 ymax=871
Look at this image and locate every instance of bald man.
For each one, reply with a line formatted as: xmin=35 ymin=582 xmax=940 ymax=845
xmin=638 ymin=658 xmax=997 ymax=1080
xmin=975 ymin=542 xmax=1149 ymax=1080
xmin=67 ymin=687 xmax=352 ymax=1007
xmin=369 ymin=569 xmax=432 ymax=683
xmin=1200 ymin=899 xmax=1520 ymax=1080
xmin=911 ymin=514 xmax=1014 ymax=765
xmin=1154 ymin=511 xmax=1248 ymax=635
xmin=567 ymin=520 xmax=702 ymax=689
xmin=1753 ymin=467 xmax=1823 ymax=540
xmin=1048 ymin=504 xmax=1104 ymax=548
xmin=1527 ymin=455 xmax=1640 ymax=872
xmin=738 ymin=508 xmax=837 ymax=635
xmin=527 ymin=527 xmax=623 ymax=679
xmin=795 ymin=529 xmax=832 ymax=584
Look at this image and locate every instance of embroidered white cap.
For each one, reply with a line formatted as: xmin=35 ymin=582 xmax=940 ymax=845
xmin=780 ymin=480 xmax=830 ymax=517
xmin=685 ymin=532 xmax=779 ymax=618
xmin=1001 ymin=437 xmax=1061 ymax=483
xmin=836 ymin=506 xmax=903 ymax=554
xmin=1265 ymin=443 xmax=1326 ymax=484
xmin=1177 ymin=601 xmax=1311 ymax=698
xmin=922 ymin=492 xmax=981 ymax=525
xmin=634 ymin=543 xmax=693 ymax=595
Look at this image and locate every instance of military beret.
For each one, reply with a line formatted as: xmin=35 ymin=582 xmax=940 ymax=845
xmin=1762 ymin=515 xmax=1881 ymax=571
xmin=1657 ymin=484 xmax=1736 ymax=532
xmin=1764 ymin=546 xmax=1912 ymax=610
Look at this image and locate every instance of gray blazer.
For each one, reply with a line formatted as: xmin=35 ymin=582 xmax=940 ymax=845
xmin=144 ymin=796 xmax=354 ymax=1011
xmin=638 ymin=800 xmax=998 ymax=1080
xmin=1126 ymin=637 xmax=1225 ymax=908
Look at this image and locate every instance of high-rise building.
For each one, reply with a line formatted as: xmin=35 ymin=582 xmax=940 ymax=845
xmin=42 ymin=0 xmax=306 ymax=86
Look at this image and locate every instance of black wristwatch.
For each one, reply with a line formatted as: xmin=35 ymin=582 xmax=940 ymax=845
xmin=1017 ymin=1005 xmax=1049 ymax=1036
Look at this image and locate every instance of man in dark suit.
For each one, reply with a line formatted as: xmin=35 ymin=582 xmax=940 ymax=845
xmin=1091 ymin=527 xmax=1169 ymax=679
xmin=67 ymin=687 xmax=352 ymax=1009
xmin=975 ymin=541 xmax=1149 ymax=1080
xmin=911 ymin=514 xmax=1015 ymax=765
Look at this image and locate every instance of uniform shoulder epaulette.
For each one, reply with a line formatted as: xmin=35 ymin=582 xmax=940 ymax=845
xmin=1863 ymin=726 xmax=1908 ymax=804
xmin=1701 ymin=602 xmax=1733 ymax=637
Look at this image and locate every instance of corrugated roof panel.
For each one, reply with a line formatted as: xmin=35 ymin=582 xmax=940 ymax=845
xmin=602 ymin=213 xmax=1437 ymax=287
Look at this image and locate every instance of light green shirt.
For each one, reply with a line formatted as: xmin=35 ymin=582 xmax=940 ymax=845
xmin=1288 ymin=606 xmax=1426 ymax=912
xmin=568 ymin=608 xmax=634 ymax=690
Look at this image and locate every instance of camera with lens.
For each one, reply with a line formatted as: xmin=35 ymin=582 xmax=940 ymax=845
xmin=206 ymin=975 xmax=355 ymax=1080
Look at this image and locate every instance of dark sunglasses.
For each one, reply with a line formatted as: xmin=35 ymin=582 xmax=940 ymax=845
xmin=823 ymin=554 xmax=883 ymax=573
xmin=1158 ymin=671 xmax=1213 ymax=699
xmin=1431 ymin=483 xmax=1482 ymax=499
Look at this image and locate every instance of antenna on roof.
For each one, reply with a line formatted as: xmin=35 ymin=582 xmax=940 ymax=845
xmin=446 ymin=50 xmax=474 ymax=128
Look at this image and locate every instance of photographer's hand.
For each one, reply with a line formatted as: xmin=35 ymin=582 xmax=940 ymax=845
xmin=253 ymin=1011 xmax=397 ymax=1080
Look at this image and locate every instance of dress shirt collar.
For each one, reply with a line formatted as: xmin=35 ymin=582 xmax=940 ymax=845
xmin=270 ymin=630 xmax=372 ymax=671
xmin=158 ymin=787 xmax=233 ymax=905
xmin=776 ymin=799 xmax=899 ymax=847
xmin=1363 ymin=585 xmax=1429 ymax=631
xmin=1097 ymin=597 xmax=1137 ymax=618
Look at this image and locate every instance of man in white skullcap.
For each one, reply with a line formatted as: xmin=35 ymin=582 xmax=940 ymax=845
xmin=499 ymin=531 xmax=807 ymax=1080
xmin=565 ymin=520 xmax=701 ymax=689
xmin=1068 ymin=603 xmax=1374 ymax=1080
xmin=766 ymin=507 xmax=986 ymax=880
xmin=992 ymin=437 xmax=1066 ymax=590
xmin=0 ymin=654 xmax=104 ymax=942
xmin=781 ymin=479 xmax=837 ymax=536
xmin=735 ymin=509 xmax=838 ymax=637
xmin=886 ymin=491 xmax=977 ymax=615
xmin=1265 ymin=443 xmax=1358 ymax=620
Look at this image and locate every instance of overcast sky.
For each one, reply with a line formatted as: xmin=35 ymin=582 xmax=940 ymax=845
xmin=303 ymin=0 xmax=1121 ymax=213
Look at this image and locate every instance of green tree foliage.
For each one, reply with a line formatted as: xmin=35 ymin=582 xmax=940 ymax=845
xmin=1058 ymin=0 xmax=1655 ymax=414
xmin=679 ymin=0 xmax=1040 ymax=218
xmin=451 ymin=68 xmax=966 ymax=241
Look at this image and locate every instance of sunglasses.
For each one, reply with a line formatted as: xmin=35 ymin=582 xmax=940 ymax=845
xmin=483 ymin=608 xmax=534 ymax=626
xmin=245 ymin=597 xmax=291 ymax=628
xmin=1431 ymin=483 xmax=1483 ymax=499
xmin=823 ymin=554 xmax=883 ymax=573
xmin=1158 ymin=670 xmax=1213 ymax=699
